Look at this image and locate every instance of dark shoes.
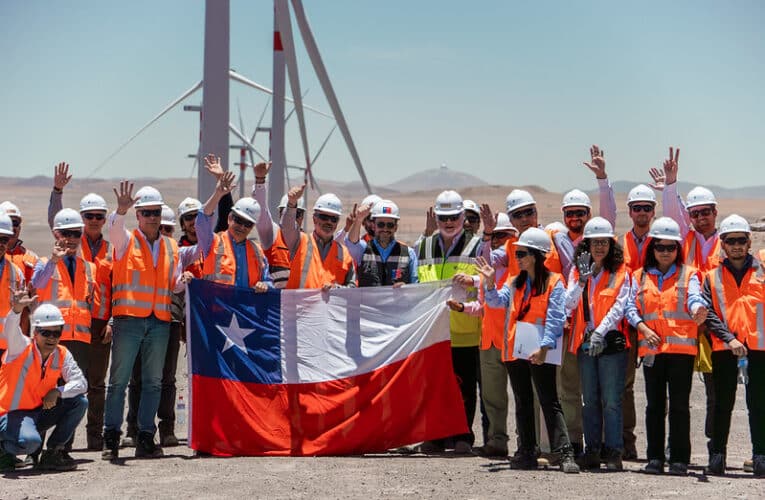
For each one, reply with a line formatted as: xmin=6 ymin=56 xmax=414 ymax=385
xmin=475 ymin=441 xmax=508 ymax=458
xmin=37 ymin=448 xmax=77 ymax=471
xmin=643 ymin=459 xmax=664 ymax=475
xmin=705 ymin=453 xmax=726 ymax=476
xmin=560 ymin=453 xmax=581 ymax=474
xmin=509 ymin=451 xmax=538 ymax=470
xmin=135 ymin=431 xmax=164 ymax=459
xmin=102 ymin=429 xmax=121 ymax=460
xmin=416 ymin=440 xmax=445 ymax=454
xmin=668 ymin=462 xmax=688 ymax=476
xmin=578 ymin=449 xmax=601 ymax=470
xmin=753 ymin=455 xmax=765 ymax=477
xmin=160 ymin=433 xmax=180 ymax=447
xmin=605 ymin=449 xmax=624 ymax=472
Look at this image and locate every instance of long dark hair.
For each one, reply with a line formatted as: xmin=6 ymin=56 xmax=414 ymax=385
xmin=643 ymin=238 xmax=684 ymax=270
xmin=574 ymin=238 xmax=625 ymax=274
xmin=513 ymin=248 xmax=551 ymax=296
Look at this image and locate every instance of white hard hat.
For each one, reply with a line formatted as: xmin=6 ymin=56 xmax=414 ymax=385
xmin=719 ymin=214 xmax=751 ymax=236
xmin=434 ymin=190 xmax=464 ymax=216
xmin=648 ymin=217 xmax=683 ymax=242
xmin=494 ymin=213 xmax=517 ymax=233
xmin=278 ymin=194 xmax=306 ymax=210
xmin=0 ymin=213 xmax=13 ymax=235
xmin=685 ymin=186 xmax=717 ymax=209
xmin=177 ymin=197 xmax=202 ymax=217
xmin=361 ymin=194 xmax=383 ymax=208
xmin=134 ymin=186 xmax=164 ymax=208
xmin=32 ymin=303 xmax=65 ymax=328
xmin=583 ymin=216 xmax=614 ymax=239
xmin=79 ymin=193 xmax=108 ymax=213
xmin=627 ymin=184 xmax=656 ymax=206
xmin=231 ymin=197 xmax=261 ymax=224
xmin=53 ymin=208 xmax=84 ymax=230
xmin=561 ymin=189 xmax=591 ymax=209
xmin=313 ymin=193 xmax=343 ymax=216
xmin=371 ymin=199 xmax=400 ymax=220
xmin=462 ymin=199 xmax=480 ymax=215
xmin=545 ymin=221 xmax=567 ymax=234
xmin=505 ymin=189 xmax=536 ymax=213
xmin=161 ymin=205 xmax=176 ymax=226
xmin=0 ymin=201 xmax=21 ymax=219
xmin=513 ymin=227 xmax=551 ymax=254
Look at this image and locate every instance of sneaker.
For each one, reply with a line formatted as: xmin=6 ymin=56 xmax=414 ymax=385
xmin=0 ymin=452 xmax=16 ymax=472
xmin=743 ymin=458 xmax=754 ymax=473
xmin=753 ymin=455 xmax=765 ymax=477
xmin=37 ymin=449 xmax=77 ymax=471
xmin=14 ymin=455 xmax=34 ymax=469
xmin=453 ymin=441 xmax=474 ymax=455
xmin=668 ymin=462 xmax=688 ymax=476
xmin=560 ymin=454 xmax=581 ymax=474
xmin=135 ymin=431 xmax=164 ymax=459
xmin=475 ymin=441 xmax=508 ymax=458
xmin=102 ymin=429 xmax=120 ymax=461
xmin=577 ymin=449 xmax=601 ymax=470
xmin=160 ymin=433 xmax=180 ymax=447
xmin=509 ymin=451 xmax=538 ymax=470
xmin=705 ymin=453 xmax=726 ymax=476
xmin=643 ymin=459 xmax=664 ymax=475
xmin=416 ymin=440 xmax=445 ymax=454
xmin=605 ymin=450 xmax=623 ymax=472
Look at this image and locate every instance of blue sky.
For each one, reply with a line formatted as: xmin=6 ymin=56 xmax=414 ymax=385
xmin=1 ymin=0 xmax=763 ymax=192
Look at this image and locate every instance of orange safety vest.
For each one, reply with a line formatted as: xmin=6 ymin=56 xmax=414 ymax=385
xmin=543 ymin=228 xmax=564 ymax=275
xmin=285 ymin=232 xmax=355 ymax=289
xmin=202 ymin=231 xmax=266 ymax=287
xmin=179 ymin=235 xmax=204 ymax=278
xmin=501 ymin=236 xmax=521 ymax=277
xmin=0 ymin=258 xmax=24 ymax=350
xmin=501 ymin=273 xmax=563 ymax=362
xmin=633 ymin=265 xmax=699 ymax=357
xmin=112 ymin=230 xmax=178 ymax=321
xmin=707 ymin=258 xmax=765 ymax=352
xmin=568 ymin=265 xmax=629 ymax=353
xmin=683 ymin=231 xmax=722 ymax=272
xmin=622 ymin=231 xmax=650 ymax=272
xmin=80 ymin=236 xmax=113 ymax=321
xmin=480 ymin=268 xmax=511 ymax=352
xmin=7 ymin=243 xmax=38 ymax=284
xmin=264 ymin=229 xmax=291 ymax=288
xmin=36 ymin=258 xmax=97 ymax=344
xmin=0 ymin=343 xmax=66 ymax=416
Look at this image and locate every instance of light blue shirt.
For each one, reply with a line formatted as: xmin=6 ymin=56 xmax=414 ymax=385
xmin=624 ymin=265 xmax=706 ymax=327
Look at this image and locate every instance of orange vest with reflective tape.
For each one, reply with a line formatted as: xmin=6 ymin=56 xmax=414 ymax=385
xmin=202 ymin=231 xmax=266 ymax=287
xmin=0 ymin=343 xmax=66 ymax=416
xmin=707 ymin=259 xmax=765 ymax=352
xmin=285 ymin=232 xmax=355 ymax=289
xmin=480 ymin=268 xmax=511 ymax=353
xmin=179 ymin=236 xmax=204 ymax=278
xmin=0 ymin=258 xmax=24 ymax=350
xmin=80 ymin=236 xmax=113 ymax=320
xmin=623 ymin=232 xmax=650 ymax=272
xmin=568 ymin=266 xmax=629 ymax=353
xmin=264 ymin=229 xmax=291 ymax=288
xmin=501 ymin=237 xmax=521 ymax=277
xmin=502 ymin=273 xmax=562 ymax=362
xmin=633 ymin=265 xmax=698 ymax=356
xmin=7 ymin=244 xmax=38 ymax=284
xmin=37 ymin=258 xmax=97 ymax=343
xmin=683 ymin=231 xmax=722 ymax=272
xmin=112 ymin=230 xmax=178 ymax=321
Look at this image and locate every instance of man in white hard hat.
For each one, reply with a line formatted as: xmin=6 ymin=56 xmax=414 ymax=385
xmin=0 ymin=294 xmax=87 ymax=472
xmin=462 ymin=200 xmax=482 ymax=235
xmin=1 ymin=200 xmax=39 ymax=336
xmin=281 ymin=184 xmax=356 ymax=289
xmin=159 ymin=205 xmax=176 ymax=238
xmin=353 ymin=194 xmax=383 ymax=244
xmin=0 ymin=213 xmax=26 ymax=366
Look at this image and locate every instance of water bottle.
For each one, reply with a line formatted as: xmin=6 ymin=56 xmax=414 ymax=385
xmin=643 ymin=353 xmax=655 ymax=368
xmin=737 ymin=356 xmax=749 ymax=385
xmin=176 ymin=395 xmax=187 ymax=424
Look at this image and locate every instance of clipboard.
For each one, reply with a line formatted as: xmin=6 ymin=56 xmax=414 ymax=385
xmin=513 ymin=321 xmax=563 ymax=365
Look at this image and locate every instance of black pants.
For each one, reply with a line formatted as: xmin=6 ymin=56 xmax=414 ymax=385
xmin=126 ymin=322 xmax=182 ymax=437
xmin=86 ymin=318 xmax=111 ymax=442
xmin=431 ymin=346 xmax=479 ymax=447
xmin=59 ymin=340 xmax=90 ymax=452
xmin=505 ymin=359 xmax=572 ymax=454
xmin=711 ymin=349 xmax=765 ymax=456
xmin=643 ymin=353 xmax=694 ymax=464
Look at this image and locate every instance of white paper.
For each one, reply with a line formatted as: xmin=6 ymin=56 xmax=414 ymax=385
xmin=513 ymin=321 xmax=562 ymax=366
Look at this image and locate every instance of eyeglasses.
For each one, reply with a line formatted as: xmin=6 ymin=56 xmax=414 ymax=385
xmin=630 ymin=204 xmax=654 ymax=213
xmin=376 ymin=221 xmax=396 ymax=229
xmin=36 ymin=328 xmax=62 ymax=338
xmin=492 ymin=232 xmax=512 ymax=239
xmin=11 ymin=219 xmax=21 ymax=227
xmin=315 ymin=213 xmax=339 ymax=224
xmin=654 ymin=243 xmax=678 ymax=253
xmin=0 ymin=236 xmax=9 ymax=244
xmin=514 ymin=250 xmax=531 ymax=259
xmin=564 ymin=209 xmax=589 ymax=218
xmin=181 ymin=213 xmax=198 ymax=222
xmin=231 ymin=214 xmax=254 ymax=228
xmin=59 ymin=229 xmax=82 ymax=239
xmin=139 ymin=209 xmax=162 ymax=218
xmin=437 ymin=214 xmax=461 ymax=222
xmin=590 ymin=239 xmax=611 ymax=247
xmin=689 ymin=207 xmax=714 ymax=218
xmin=511 ymin=207 xmax=536 ymax=219
xmin=465 ymin=215 xmax=480 ymax=224
xmin=723 ymin=236 xmax=749 ymax=246
xmin=82 ymin=212 xmax=106 ymax=221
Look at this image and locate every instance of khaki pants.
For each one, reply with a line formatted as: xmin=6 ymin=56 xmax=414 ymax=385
xmin=479 ymin=346 xmax=509 ymax=445
xmin=556 ymin=330 xmax=583 ymax=447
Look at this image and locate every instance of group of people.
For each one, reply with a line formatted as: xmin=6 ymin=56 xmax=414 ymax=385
xmin=0 ymin=146 xmax=762 ymax=478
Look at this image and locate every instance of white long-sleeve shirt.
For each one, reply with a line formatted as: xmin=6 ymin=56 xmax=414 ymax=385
xmin=564 ymin=267 xmax=631 ymax=336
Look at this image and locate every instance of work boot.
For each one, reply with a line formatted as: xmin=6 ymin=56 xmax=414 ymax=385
xmin=753 ymin=455 xmax=765 ymax=478
xmin=416 ymin=440 xmax=445 ymax=454
xmin=668 ymin=462 xmax=688 ymax=476
xmin=643 ymin=459 xmax=664 ymax=475
xmin=476 ymin=438 xmax=508 ymax=458
xmin=705 ymin=453 xmax=726 ymax=476
xmin=37 ymin=448 xmax=77 ymax=471
xmin=605 ymin=449 xmax=623 ymax=472
xmin=0 ymin=451 xmax=16 ymax=472
xmin=453 ymin=440 xmax=473 ymax=455
xmin=509 ymin=449 xmax=538 ymax=470
xmin=135 ymin=431 xmax=163 ymax=459
xmin=559 ymin=448 xmax=580 ymax=474
xmin=102 ymin=429 xmax=120 ymax=460
xmin=577 ymin=448 xmax=601 ymax=470
xmin=160 ymin=432 xmax=180 ymax=447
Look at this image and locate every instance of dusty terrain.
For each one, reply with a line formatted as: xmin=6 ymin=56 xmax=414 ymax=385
xmin=2 ymin=177 xmax=764 ymax=498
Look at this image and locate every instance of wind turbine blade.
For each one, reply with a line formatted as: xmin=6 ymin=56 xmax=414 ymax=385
xmin=87 ymin=80 xmax=202 ymax=177
xmin=250 ymin=96 xmax=271 ymax=144
xmin=311 ymin=124 xmax=336 ymax=166
xmin=229 ymin=123 xmax=267 ymax=161
xmin=229 ymin=69 xmax=332 ymax=119
xmin=290 ymin=0 xmax=371 ymax=194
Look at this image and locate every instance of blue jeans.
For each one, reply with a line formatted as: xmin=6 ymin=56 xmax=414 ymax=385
xmin=0 ymin=395 xmax=88 ymax=456
xmin=577 ymin=348 xmax=627 ymax=453
xmin=104 ymin=315 xmax=169 ymax=435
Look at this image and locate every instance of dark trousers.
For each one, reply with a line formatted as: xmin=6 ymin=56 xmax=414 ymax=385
xmin=59 ymin=339 xmax=90 ymax=451
xmin=505 ymin=359 xmax=572 ymax=454
xmin=86 ymin=318 xmax=111 ymax=442
xmin=622 ymin=326 xmax=638 ymax=454
xmin=711 ymin=349 xmax=765 ymax=456
xmin=126 ymin=322 xmax=182 ymax=437
xmin=643 ymin=353 xmax=694 ymax=464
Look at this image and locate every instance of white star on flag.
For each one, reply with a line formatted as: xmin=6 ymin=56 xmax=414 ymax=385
xmin=216 ymin=314 xmax=255 ymax=353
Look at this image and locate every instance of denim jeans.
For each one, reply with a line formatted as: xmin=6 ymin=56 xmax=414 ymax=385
xmin=0 ymin=395 xmax=88 ymax=456
xmin=104 ymin=315 xmax=170 ymax=435
xmin=577 ymin=348 xmax=627 ymax=453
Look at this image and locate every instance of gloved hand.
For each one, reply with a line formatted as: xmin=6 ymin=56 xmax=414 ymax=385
xmin=588 ymin=329 xmax=605 ymax=356
xmin=576 ymin=251 xmax=593 ymax=284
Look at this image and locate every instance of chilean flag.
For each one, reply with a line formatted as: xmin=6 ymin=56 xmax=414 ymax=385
xmin=186 ymin=279 xmax=467 ymax=456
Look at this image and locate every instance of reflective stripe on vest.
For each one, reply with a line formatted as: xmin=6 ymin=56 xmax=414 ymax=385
xmin=112 ymin=234 xmax=175 ymax=317
xmin=43 ymin=259 xmax=94 ymax=341
xmin=298 ymin=237 xmax=315 ymax=289
xmin=638 ymin=336 xmax=697 ymax=349
xmin=711 ymin=262 xmax=765 ymax=351
xmin=638 ymin=265 xmax=689 ymax=321
xmin=202 ymin=234 xmax=265 ymax=285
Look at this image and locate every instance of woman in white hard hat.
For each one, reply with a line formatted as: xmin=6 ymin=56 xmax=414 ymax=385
xmin=477 ymin=228 xmax=580 ymax=473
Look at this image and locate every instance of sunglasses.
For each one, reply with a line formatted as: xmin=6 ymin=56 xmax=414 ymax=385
xmin=82 ymin=212 xmax=106 ymax=221
xmin=514 ymin=250 xmax=531 ymax=259
xmin=564 ymin=209 xmax=589 ymax=218
xmin=181 ymin=213 xmax=198 ymax=222
xmin=315 ymin=213 xmax=339 ymax=224
xmin=59 ymin=229 xmax=82 ymax=239
xmin=37 ymin=328 xmax=62 ymax=338
xmin=689 ymin=207 xmax=714 ymax=219
xmin=630 ymin=204 xmax=654 ymax=213
xmin=723 ymin=236 xmax=749 ymax=246
xmin=232 ymin=214 xmax=254 ymax=228
xmin=511 ymin=207 xmax=536 ymax=219
xmin=437 ymin=214 xmax=461 ymax=222
xmin=465 ymin=215 xmax=480 ymax=224
xmin=590 ymin=239 xmax=611 ymax=247
xmin=0 ymin=236 xmax=10 ymax=244
xmin=11 ymin=219 xmax=21 ymax=227
xmin=160 ymin=225 xmax=175 ymax=234
xmin=654 ymin=243 xmax=678 ymax=253
xmin=492 ymin=231 xmax=512 ymax=239
xmin=376 ymin=221 xmax=396 ymax=229
xmin=139 ymin=209 xmax=162 ymax=218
